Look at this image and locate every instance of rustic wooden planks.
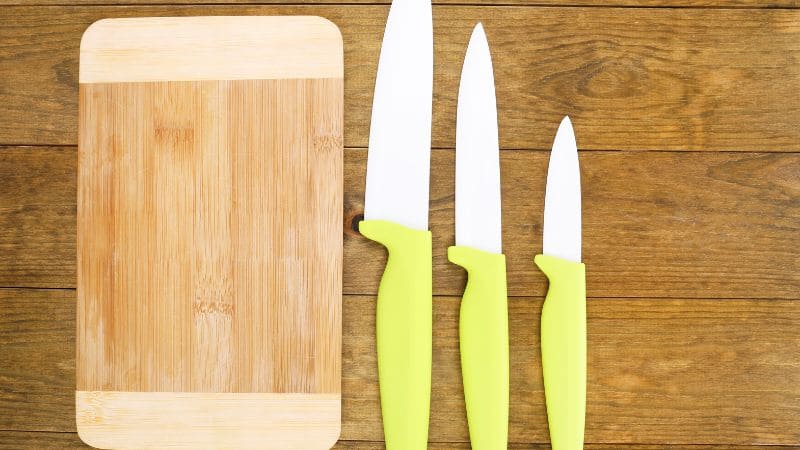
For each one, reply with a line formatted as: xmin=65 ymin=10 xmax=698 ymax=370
xmin=348 ymin=149 xmax=800 ymax=299
xmin=344 ymin=296 xmax=800 ymax=444
xmin=0 ymin=289 xmax=75 ymax=433
xmin=0 ymin=147 xmax=75 ymax=288
xmin=0 ymin=432 xmax=88 ymax=449
xmin=3 ymin=147 xmax=798 ymax=298
xmin=1 ymin=6 xmax=800 ymax=150
xmin=2 ymin=289 xmax=799 ymax=444
xmin=1 ymin=2 xmax=798 ymax=449
xmin=0 ymin=432 xmax=787 ymax=450
xmin=3 ymin=0 xmax=798 ymax=7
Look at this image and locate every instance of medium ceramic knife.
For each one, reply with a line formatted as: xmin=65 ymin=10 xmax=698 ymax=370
xmin=536 ymin=116 xmax=586 ymax=450
xmin=358 ymin=0 xmax=433 ymax=448
xmin=447 ymin=23 xmax=509 ymax=450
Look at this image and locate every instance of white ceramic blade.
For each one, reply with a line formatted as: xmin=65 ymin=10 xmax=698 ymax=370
xmin=363 ymin=0 xmax=433 ymax=230
xmin=542 ymin=116 xmax=581 ymax=263
xmin=455 ymin=24 xmax=501 ymax=254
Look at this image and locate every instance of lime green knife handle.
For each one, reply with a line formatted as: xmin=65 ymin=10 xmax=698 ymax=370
xmin=448 ymin=246 xmax=509 ymax=450
xmin=535 ymin=254 xmax=586 ymax=450
xmin=359 ymin=219 xmax=432 ymax=450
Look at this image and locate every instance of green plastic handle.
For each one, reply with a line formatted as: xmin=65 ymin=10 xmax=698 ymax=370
xmin=359 ymin=219 xmax=432 ymax=450
xmin=448 ymin=246 xmax=509 ymax=450
xmin=535 ymin=254 xmax=586 ymax=450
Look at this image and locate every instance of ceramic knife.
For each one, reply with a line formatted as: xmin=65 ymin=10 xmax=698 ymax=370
xmin=447 ymin=23 xmax=509 ymax=450
xmin=358 ymin=0 xmax=433 ymax=448
xmin=536 ymin=116 xmax=586 ymax=450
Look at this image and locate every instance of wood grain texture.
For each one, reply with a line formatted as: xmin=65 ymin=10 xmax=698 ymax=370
xmin=0 ymin=431 xmax=88 ymax=449
xmin=2 ymin=2 xmax=798 ymax=448
xmin=2 ymin=0 xmax=798 ymax=8
xmin=5 ymin=147 xmax=796 ymax=299
xmin=345 ymin=149 xmax=800 ymax=299
xmin=3 ymin=289 xmax=799 ymax=444
xmin=344 ymin=296 xmax=800 ymax=445
xmin=75 ymin=391 xmax=340 ymax=450
xmin=0 ymin=289 xmax=75 ymax=432
xmin=78 ymin=78 xmax=343 ymax=394
xmin=0 ymin=147 xmax=75 ymax=288
xmin=75 ymin=17 xmax=343 ymax=448
xmin=2 ymin=6 xmax=800 ymax=150
xmin=80 ymin=16 xmax=343 ymax=82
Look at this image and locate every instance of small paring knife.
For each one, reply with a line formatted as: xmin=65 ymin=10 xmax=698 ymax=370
xmin=536 ymin=116 xmax=586 ymax=450
xmin=448 ymin=23 xmax=510 ymax=450
xmin=358 ymin=0 xmax=434 ymax=448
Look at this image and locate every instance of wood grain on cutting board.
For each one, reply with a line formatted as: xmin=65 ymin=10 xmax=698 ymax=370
xmin=76 ymin=16 xmax=343 ymax=449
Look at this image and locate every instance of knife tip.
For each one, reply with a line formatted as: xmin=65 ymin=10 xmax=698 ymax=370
xmin=470 ymin=22 xmax=486 ymax=42
xmin=553 ymin=115 xmax=577 ymax=156
xmin=558 ymin=116 xmax=575 ymax=141
xmin=466 ymin=22 xmax=491 ymax=63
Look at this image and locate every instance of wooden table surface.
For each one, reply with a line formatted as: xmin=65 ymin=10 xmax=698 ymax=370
xmin=1 ymin=1 xmax=798 ymax=449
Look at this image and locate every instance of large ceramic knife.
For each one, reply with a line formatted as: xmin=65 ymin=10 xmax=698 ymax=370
xmin=447 ymin=23 xmax=509 ymax=450
xmin=358 ymin=0 xmax=433 ymax=448
xmin=536 ymin=116 xmax=586 ymax=450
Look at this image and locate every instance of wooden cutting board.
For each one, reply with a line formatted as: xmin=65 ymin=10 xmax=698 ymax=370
xmin=76 ymin=16 xmax=343 ymax=449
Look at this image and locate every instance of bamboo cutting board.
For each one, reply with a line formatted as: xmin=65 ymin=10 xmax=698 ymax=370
xmin=76 ymin=16 xmax=343 ymax=449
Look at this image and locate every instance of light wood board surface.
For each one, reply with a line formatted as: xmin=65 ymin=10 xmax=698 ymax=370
xmin=0 ymin=1 xmax=798 ymax=449
xmin=75 ymin=391 xmax=341 ymax=449
xmin=80 ymin=16 xmax=343 ymax=82
xmin=76 ymin=16 xmax=343 ymax=449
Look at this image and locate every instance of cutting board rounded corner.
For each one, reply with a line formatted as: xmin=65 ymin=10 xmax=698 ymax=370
xmin=305 ymin=15 xmax=344 ymax=60
xmin=75 ymin=410 xmax=103 ymax=450
xmin=79 ymin=17 xmax=112 ymax=52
